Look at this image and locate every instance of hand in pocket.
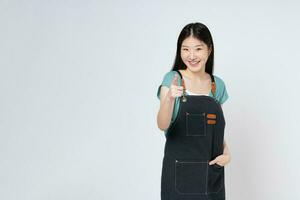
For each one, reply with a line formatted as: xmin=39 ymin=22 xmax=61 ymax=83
xmin=209 ymin=154 xmax=231 ymax=167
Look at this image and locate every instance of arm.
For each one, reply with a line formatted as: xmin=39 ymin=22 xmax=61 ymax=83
xmin=223 ymin=140 xmax=231 ymax=157
xmin=156 ymin=86 xmax=176 ymax=131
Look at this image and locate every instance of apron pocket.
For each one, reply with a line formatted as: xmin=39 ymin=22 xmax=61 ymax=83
xmin=207 ymin=164 xmax=224 ymax=194
xmin=175 ymin=159 xmax=208 ymax=194
xmin=186 ymin=112 xmax=206 ymax=136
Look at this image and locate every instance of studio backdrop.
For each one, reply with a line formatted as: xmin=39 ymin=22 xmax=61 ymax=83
xmin=0 ymin=0 xmax=300 ymax=200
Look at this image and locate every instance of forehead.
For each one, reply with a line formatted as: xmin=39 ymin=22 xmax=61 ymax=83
xmin=181 ymin=37 xmax=206 ymax=47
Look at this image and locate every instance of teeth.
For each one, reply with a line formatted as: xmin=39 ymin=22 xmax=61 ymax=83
xmin=190 ymin=61 xmax=198 ymax=64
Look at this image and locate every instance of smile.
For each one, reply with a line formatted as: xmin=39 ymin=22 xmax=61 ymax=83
xmin=189 ymin=61 xmax=200 ymax=66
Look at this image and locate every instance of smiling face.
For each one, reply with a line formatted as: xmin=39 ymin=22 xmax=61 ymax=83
xmin=180 ymin=36 xmax=212 ymax=73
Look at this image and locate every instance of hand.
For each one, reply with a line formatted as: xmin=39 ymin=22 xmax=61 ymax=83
xmin=167 ymin=74 xmax=183 ymax=100
xmin=209 ymin=153 xmax=231 ymax=167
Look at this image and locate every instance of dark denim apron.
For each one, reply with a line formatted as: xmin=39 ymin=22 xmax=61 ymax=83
xmin=161 ymin=70 xmax=226 ymax=200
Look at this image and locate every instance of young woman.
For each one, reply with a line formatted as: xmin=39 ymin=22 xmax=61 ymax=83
xmin=156 ymin=22 xmax=231 ymax=200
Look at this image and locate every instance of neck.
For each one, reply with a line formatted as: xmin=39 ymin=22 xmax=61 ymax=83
xmin=184 ymin=68 xmax=207 ymax=81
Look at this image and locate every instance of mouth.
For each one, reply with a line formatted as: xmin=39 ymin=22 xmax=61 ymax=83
xmin=188 ymin=61 xmax=200 ymax=67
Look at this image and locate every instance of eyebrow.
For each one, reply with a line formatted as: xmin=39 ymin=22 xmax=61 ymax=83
xmin=181 ymin=44 xmax=204 ymax=47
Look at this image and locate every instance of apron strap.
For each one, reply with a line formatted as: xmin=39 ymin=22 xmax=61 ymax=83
xmin=175 ymin=70 xmax=216 ymax=97
xmin=209 ymin=74 xmax=216 ymax=97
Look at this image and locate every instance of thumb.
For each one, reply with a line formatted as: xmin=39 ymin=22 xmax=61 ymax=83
xmin=209 ymin=158 xmax=218 ymax=165
xmin=171 ymin=74 xmax=178 ymax=86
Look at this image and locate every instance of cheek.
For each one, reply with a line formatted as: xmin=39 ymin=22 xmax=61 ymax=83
xmin=199 ymin=52 xmax=210 ymax=59
xmin=180 ymin=52 xmax=189 ymax=59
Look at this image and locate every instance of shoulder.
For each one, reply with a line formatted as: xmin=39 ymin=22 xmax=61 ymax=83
xmin=212 ymin=74 xmax=229 ymax=104
xmin=161 ymin=70 xmax=181 ymax=87
xmin=157 ymin=70 xmax=178 ymax=100
xmin=213 ymin=75 xmax=226 ymax=88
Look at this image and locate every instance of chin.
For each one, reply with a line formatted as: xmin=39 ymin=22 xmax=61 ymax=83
xmin=186 ymin=65 xmax=203 ymax=72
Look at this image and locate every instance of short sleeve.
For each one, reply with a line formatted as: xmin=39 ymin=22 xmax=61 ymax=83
xmin=214 ymin=76 xmax=229 ymax=104
xmin=156 ymin=71 xmax=177 ymax=100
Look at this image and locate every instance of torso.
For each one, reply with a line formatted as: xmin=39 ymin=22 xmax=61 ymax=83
xmin=178 ymin=69 xmax=212 ymax=95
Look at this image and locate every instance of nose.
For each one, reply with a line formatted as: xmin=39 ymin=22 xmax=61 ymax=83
xmin=188 ymin=50 xmax=195 ymax=60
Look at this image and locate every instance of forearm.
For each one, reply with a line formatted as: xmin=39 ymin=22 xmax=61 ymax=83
xmin=223 ymin=140 xmax=230 ymax=156
xmin=157 ymin=96 xmax=175 ymax=131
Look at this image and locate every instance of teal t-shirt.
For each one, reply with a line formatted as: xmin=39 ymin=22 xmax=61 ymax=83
xmin=157 ymin=70 xmax=229 ymax=135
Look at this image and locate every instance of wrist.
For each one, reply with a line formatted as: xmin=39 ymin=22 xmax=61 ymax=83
xmin=165 ymin=93 xmax=176 ymax=103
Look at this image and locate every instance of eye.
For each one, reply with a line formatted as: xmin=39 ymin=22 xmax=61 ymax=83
xmin=182 ymin=48 xmax=188 ymax=51
xmin=196 ymin=48 xmax=203 ymax=50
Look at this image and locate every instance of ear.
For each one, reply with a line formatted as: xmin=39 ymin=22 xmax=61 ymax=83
xmin=208 ymin=47 xmax=212 ymax=57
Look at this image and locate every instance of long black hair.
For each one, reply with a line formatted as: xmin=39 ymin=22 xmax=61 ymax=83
xmin=171 ymin=22 xmax=215 ymax=75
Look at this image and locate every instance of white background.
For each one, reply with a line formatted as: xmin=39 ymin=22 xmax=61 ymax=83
xmin=1 ymin=0 xmax=300 ymax=199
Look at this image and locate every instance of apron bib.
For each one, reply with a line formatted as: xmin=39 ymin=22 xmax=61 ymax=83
xmin=161 ymin=70 xmax=226 ymax=200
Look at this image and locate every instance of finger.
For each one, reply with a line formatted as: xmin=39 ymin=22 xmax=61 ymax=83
xmin=177 ymin=86 xmax=183 ymax=90
xmin=176 ymin=91 xmax=183 ymax=97
xmin=215 ymin=157 xmax=224 ymax=166
xmin=176 ymin=87 xmax=183 ymax=92
xmin=171 ymin=74 xmax=178 ymax=86
xmin=171 ymin=85 xmax=183 ymax=91
xmin=209 ymin=159 xmax=217 ymax=165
